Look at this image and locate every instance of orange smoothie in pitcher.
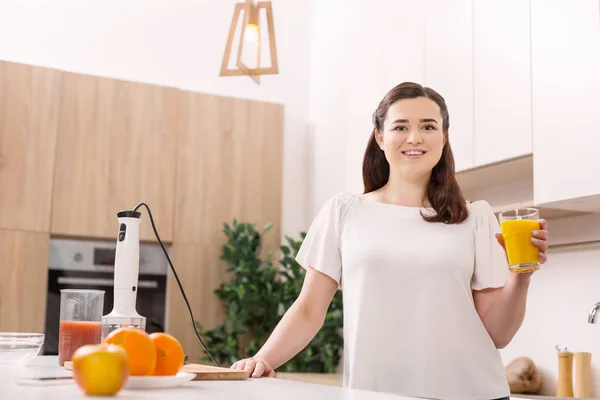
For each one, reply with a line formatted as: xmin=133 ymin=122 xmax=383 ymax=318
xmin=58 ymin=320 xmax=102 ymax=366
xmin=500 ymin=219 xmax=540 ymax=272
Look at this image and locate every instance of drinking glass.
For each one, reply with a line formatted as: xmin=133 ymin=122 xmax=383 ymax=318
xmin=498 ymin=208 xmax=541 ymax=273
xmin=58 ymin=289 xmax=105 ymax=366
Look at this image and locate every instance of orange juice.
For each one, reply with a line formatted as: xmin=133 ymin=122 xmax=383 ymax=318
xmin=500 ymin=219 xmax=540 ymax=272
xmin=58 ymin=320 xmax=102 ymax=366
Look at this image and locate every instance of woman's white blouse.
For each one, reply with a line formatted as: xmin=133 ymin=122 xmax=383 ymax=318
xmin=295 ymin=192 xmax=510 ymax=400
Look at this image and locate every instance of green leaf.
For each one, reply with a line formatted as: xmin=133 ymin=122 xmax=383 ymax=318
xmin=229 ymin=302 xmax=239 ymax=319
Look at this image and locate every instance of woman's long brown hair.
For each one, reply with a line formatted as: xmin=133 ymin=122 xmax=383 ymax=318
xmin=362 ymin=82 xmax=469 ymax=224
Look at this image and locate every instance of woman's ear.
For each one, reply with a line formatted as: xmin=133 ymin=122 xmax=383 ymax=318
xmin=374 ymin=129 xmax=384 ymax=150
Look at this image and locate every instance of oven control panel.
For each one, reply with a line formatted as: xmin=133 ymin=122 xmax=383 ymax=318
xmin=48 ymin=238 xmax=169 ymax=275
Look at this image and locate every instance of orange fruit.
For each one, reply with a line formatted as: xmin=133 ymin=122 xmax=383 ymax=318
xmin=149 ymin=332 xmax=185 ymax=376
xmin=104 ymin=327 xmax=156 ymax=376
xmin=72 ymin=343 xmax=129 ymax=396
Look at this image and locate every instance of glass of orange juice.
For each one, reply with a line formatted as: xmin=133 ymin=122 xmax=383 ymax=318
xmin=498 ymin=208 xmax=541 ymax=273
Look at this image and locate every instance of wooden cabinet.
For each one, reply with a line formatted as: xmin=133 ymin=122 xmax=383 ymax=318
xmin=0 ymin=61 xmax=62 ymax=232
xmin=172 ymin=93 xmax=283 ymax=245
xmin=531 ymin=0 xmax=600 ymax=210
xmin=167 ymin=93 xmax=284 ymax=362
xmin=51 ymin=72 xmax=185 ymax=242
xmin=424 ymin=0 xmax=474 ymax=172
xmin=0 ymin=230 xmax=50 ymax=333
xmin=166 ymin=243 xmax=225 ymax=363
xmin=473 ymin=0 xmax=532 ymax=166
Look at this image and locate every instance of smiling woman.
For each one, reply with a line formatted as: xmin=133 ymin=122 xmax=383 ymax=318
xmin=230 ymin=81 xmax=549 ymax=400
xmin=362 ymin=82 xmax=469 ymax=224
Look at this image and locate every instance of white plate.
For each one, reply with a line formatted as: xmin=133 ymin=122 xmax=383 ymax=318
xmin=124 ymin=372 xmax=196 ymax=390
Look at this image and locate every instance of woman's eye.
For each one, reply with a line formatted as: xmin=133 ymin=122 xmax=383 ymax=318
xmin=394 ymin=126 xmax=407 ymax=131
xmin=423 ymin=124 xmax=436 ymax=131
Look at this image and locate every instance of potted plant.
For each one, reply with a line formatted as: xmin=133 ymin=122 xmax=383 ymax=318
xmin=197 ymin=219 xmax=343 ymax=380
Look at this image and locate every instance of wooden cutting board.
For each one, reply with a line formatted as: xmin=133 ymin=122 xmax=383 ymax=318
xmin=63 ymin=362 xmax=249 ymax=381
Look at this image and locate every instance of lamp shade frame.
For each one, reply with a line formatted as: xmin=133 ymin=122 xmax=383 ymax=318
xmin=219 ymin=0 xmax=279 ymax=84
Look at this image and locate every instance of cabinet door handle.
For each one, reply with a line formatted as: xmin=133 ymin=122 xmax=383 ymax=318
xmin=57 ymin=276 xmax=158 ymax=289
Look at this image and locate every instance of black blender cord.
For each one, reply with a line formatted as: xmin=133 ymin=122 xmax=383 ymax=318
xmin=132 ymin=202 xmax=220 ymax=368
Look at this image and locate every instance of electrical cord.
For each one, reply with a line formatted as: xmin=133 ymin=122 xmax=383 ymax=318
xmin=133 ymin=202 xmax=220 ymax=368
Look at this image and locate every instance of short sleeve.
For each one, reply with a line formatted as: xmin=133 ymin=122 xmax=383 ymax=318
xmin=295 ymin=193 xmax=353 ymax=287
xmin=471 ymin=200 xmax=509 ymax=291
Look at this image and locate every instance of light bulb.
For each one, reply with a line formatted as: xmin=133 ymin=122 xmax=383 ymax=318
xmin=244 ymin=23 xmax=259 ymax=44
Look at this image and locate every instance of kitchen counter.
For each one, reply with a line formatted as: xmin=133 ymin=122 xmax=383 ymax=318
xmin=2 ymin=357 xmax=559 ymax=400
xmin=1 ymin=356 xmax=407 ymax=400
xmin=513 ymin=396 xmax=597 ymax=400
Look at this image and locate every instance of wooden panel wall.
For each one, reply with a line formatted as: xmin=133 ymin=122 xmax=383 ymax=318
xmin=51 ymin=72 xmax=185 ymax=242
xmin=167 ymin=93 xmax=284 ymax=363
xmin=0 ymin=230 xmax=50 ymax=332
xmin=0 ymin=61 xmax=62 ymax=232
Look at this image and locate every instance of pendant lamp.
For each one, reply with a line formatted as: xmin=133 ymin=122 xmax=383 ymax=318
xmin=219 ymin=0 xmax=279 ymax=84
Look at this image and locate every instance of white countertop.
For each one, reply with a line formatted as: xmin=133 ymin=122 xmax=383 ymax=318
xmin=3 ymin=357 xmax=552 ymax=400
xmin=2 ymin=356 xmax=410 ymax=400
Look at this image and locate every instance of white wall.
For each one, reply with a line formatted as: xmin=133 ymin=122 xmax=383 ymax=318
xmin=0 ymin=0 xmax=311 ymax=239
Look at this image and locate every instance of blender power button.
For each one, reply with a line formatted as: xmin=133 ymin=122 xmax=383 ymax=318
xmin=118 ymin=223 xmax=126 ymax=241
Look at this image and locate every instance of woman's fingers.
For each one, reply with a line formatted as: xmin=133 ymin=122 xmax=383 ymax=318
xmin=233 ymin=359 xmax=247 ymax=371
xmin=244 ymin=359 xmax=256 ymax=375
xmin=531 ymin=236 xmax=549 ymax=253
xmin=532 ymin=229 xmax=548 ymax=241
xmin=252 ymin=361 xmax=266 ymax=377
xmin=230 ymin=358 xmax=274 ymax=378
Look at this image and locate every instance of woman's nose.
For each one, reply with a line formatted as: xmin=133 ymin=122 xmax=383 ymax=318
xmin=406 ymin=130 xmax=424 ymax=144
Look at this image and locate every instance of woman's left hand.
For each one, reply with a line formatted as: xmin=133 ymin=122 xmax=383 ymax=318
xmin=495 ymin=219 xmax=549 ymax=265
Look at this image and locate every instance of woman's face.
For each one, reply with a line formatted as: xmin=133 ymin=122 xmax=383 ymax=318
xmin=375 ymin=97 xmax=446 ymax=179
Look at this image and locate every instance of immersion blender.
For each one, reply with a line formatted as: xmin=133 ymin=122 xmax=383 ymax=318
xmin=101 ymin=210 xmax=146 ymax=339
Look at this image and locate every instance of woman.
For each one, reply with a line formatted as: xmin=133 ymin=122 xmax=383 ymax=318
xmin=230 ymin=82 xmax=549 ymax=400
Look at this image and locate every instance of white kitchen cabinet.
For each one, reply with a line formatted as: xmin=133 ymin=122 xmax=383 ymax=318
xmin=531 ymin=0 xmax=600 ymax=211
xmin=424 ymin=0 xmax=474 ymax=172
xmin=473 ymin=0 xmax=533 ymax=166
xmin=380 ymin=1 xmax=426 ymax=90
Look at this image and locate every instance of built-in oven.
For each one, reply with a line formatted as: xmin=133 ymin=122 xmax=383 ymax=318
xmin=43 ymin=238 xmax=169 ymax=355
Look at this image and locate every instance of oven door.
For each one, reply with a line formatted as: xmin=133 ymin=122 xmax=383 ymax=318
xmin=43 ymin=269 xmax=166 ymax=355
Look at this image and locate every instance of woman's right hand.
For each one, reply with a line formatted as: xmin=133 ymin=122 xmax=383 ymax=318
xmin=230 ymin=357 xmax=276 ymax=378
xmin=229 ymin=269 xmax=338 ymax=379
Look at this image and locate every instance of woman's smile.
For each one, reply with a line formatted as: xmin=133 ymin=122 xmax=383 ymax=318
xmin=400 ymin=148 xmax=427 ymax=159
